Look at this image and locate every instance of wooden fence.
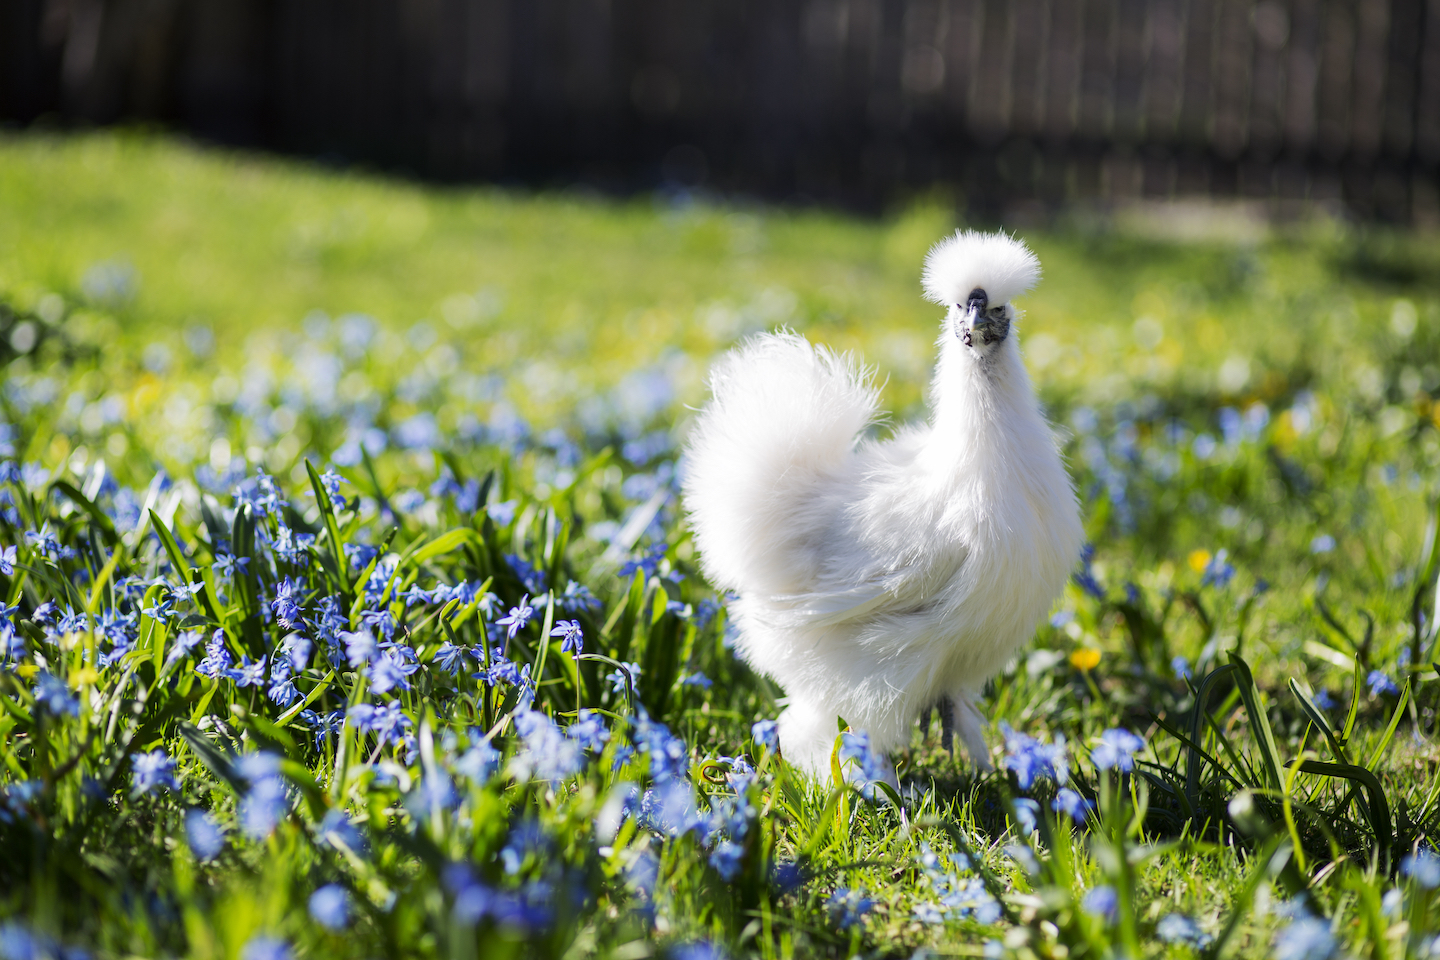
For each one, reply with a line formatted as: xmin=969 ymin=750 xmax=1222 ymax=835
xmin=3 ymin=0 xmax=1439 ymax=220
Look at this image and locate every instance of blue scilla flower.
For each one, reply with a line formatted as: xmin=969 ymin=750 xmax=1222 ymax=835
xmin=558 ymin=580 xmax=600 ymax=614
xmin=280 ymin=631 xmax=312 ymax=672
xmin=634 ymin=712 xmax=689 ymax=782
xmin=497 ymin=594 xmax=534 ymax=641
xmin=185 ymin=809 xmax=225 ymax=860
xmin=839 ymin=731 xmax=889 ymax=796
xmin=1082 ymin=886 xmax=1118 ymax=923
xmin=566 ymin=710 xmax=609 ymax=753
xmin=227 ymin=656 xmax=267 ymax=688
xmin=751 ymin=719 xmax=779 ymax=752
xmin=1201 ymin=549 xmax=1236 ymax=589
xmin=132 ymin=750 xmax=179 ymax=794
xmin=607 ymin=662 xmax=641 ymax=694
xmin=308 ymin=884 xmax=349 ymax=931
xmin=1367 ymin=670 xmax=1400 ymax=698
xmin=366 ymin=649 xmax=417 ymax=695
xmin=1402 ymin=849 xmax=1440 ymax=888
xmin=455 ymin=740 xmax=500 ymax=786
xmin=828 ymin=886 xmax=874 ymax=929
xmin=1310 ymin=534 xmax=1336 ymax=554
xmin=340 ymin=629 xmax=376 ymax=668
xmin=1273 ymin=914 xmax=1336 ymax=960
xmin=1091 ymin=728 xmax=1145 ymax=772
xmin=164 ymin=629 xmax=205 ymax=669
xmin=549 ymin=619 xmax=583 ymax=655
xmin=239 ymin=934 xmax=291 ymax=960
xmin=432 ymin=641 xmax=469 ymax=675
xmin=195 ymin=631 xmax=233 ymax=679
xmin=511 ymin=710 xmax=584 ymax=782
xmin=1171 ymin=655 xmax=1192 ymax=680
xmin=270 ymin=577 xmax=303 ymax=629
xmin=680 ymin=671 xmax=712 ymax=690
xmin=239 ymin=774 xmax=288 ymax=841
xmin=1011 ymin=798 xmax=1039 ymax=835
xmin=1052 ymin=787 xmax=1094 ymax=823
xmin=0 ymin=544 xmax=15 ymax=576
xmin=401 ymin=584 xmax=433 ymax=607
xmin=999 ymin=724 xmax=1068 ymax=789
xmin=1156 ymin=914 xmax=1213 ymax=948
xmin=709 ymin=840 xmax=744 ymax=881
xmin=33 ymin=672 xmax=78 ymax=716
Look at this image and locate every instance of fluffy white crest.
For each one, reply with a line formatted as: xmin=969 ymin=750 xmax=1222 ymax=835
xmin=921 ymin=230 xmax=1041 ymax=307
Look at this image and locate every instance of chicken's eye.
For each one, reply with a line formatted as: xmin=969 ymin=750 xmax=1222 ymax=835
xmin=989 ymin=306 xmax=1006 ymax=318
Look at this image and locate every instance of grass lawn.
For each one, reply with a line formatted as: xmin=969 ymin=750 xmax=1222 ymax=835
xmin=0 ymin=130 xmax=1437 ymax=959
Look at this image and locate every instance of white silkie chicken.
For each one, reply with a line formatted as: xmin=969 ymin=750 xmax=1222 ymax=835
xmin=682 ymin=230 xmax=1084 ymax=780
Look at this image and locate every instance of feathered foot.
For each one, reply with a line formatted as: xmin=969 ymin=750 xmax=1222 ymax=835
xmin=950 ymin=691 xmax=994 ymax=772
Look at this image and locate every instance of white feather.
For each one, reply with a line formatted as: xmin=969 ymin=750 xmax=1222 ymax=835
xmin=682 ymin=232 xmax=1084 ymax=779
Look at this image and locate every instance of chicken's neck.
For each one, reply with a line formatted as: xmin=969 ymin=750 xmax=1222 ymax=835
xmin=923 ymin=332 xmax=1046 ymax=475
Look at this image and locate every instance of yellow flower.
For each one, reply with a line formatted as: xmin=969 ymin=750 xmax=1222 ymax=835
xmin=70 ymin=667 xmax=100 ymax=688
xmin=1069 ymin=647 xmax=1102 ymax=671
xmin=16 ymin=664 xmax=39 ymax=679
xmin=1187 ymin=549 xmax=1212 ymax=573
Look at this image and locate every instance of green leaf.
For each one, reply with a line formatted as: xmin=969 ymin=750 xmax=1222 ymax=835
xmin=1228 ymin=653 xmax=1285 ymax=795
xmin=148 ymin=509 xmax=192 ymax=580
xmin=1288 ymin=677 xmax=1349 ymax=764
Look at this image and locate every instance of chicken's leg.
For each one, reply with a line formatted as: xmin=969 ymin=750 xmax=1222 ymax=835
xmin=950 ymin=690 xmax=994 ymax=771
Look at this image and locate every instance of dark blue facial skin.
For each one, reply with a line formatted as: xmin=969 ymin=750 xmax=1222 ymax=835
xmin=957 ymin=287 xmax=1011 ymax=347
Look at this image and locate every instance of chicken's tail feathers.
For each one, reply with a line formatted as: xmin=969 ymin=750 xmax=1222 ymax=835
xmin=682 ymin=331 xmax=879 ymax=594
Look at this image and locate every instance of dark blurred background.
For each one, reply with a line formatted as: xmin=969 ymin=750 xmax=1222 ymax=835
xmin=3 ymin=0 xmax=1438 ymax=221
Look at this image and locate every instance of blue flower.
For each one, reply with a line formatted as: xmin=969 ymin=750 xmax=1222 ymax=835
xmin=1273 ymin=915 xmax=1336 ymax=960
xmin=680 ymin=671 xmax=712 ymax=689
xmin=1367 ymin=670 xmax=1400 ymax=698
xmin=227 ymin=656 xmax=267 ymax=688
xmin=367 ymin=649 xmax=417 ymax=695
xmin=132 ymin=750 xmax=180 ymax=793
xmin=558 ymin=581 xmax=600 ymax=614
xmin=33 ymin=672 xmax=78 ymax=716
xmin=1011 ymin=798 xmax=1039 ymax=835
xmin=709 ymin=840 xmax=744 ymax=880
xmin=1156 ymin=914 xmax=1213 ymax=948
xmin=1082 ymin=886 xmax=1118 ymax=922
xmin=185 ymin=809 xmax=225 ymax=860
xmin=1091 ymin=728 xmax=1145 ymax=772
xmin=629 ymin=720 xmax=685 ymax=786
xmin=999 ymin=724 xmax=1068 ymax=789
xmin=607 ymin=662 xmax=641 ymax=694
xmin=240 ymin=935 xmax=292 ymax=960
xmin=164 ymin=629 xmax=206 ymax=669
xmin=1052 ymin=787 xmax=1094 ymax=823
xmin=1310 ymin=534 xmax=1335 ymax=554
xmin=432 ymin=641 xmax=469 ymax=675
xmin=751 ymin=719 xmax=779 ymax=752
xmin=308 ymin=884 xmax=349 ymax=931
xmin=237 ymin=756 xmax=288 ymax=840
xmin=511 ymin=710 xmax=585 ymax=782
xmin=1171 ymin=655 xmax=1192 ymax=680
xmin=1402 ymin=850 xmax=1440 ymax=889
xmin=496 ymin=594 xmax=534 ymax=641
xmin=828 ymin=886 xmax=875 ymax=929
xmin=566 ymin=710 xmax=610 ymax=752
xmin=195 ymin=631 xmax=233 ymax=678
xmin=402 ymin=585 xmax=433 ymax=607
xmin=454 ymin=740 xmax=499 ymax=786
xmin=341 ymin=629 xmax=377 ymax=668
xmin=549 ymin=619 xmax=583 ymax=655
xmin=0 ymin=545 xmax=15 ymax=576
xmin=620 ymin=542 xmax=668 ymax=580
xmin=1201 ymin=549 xmax=1236 ymax=589
xmin=839 ymin=731 xmax=889 ymax=796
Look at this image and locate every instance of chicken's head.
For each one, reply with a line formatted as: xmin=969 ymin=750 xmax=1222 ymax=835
xmin=921 ymin=230 xmax=1040 ymax=355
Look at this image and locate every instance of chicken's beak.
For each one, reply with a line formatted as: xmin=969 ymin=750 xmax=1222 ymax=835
xmin=957 ymin=289 xmax=989 ymax=347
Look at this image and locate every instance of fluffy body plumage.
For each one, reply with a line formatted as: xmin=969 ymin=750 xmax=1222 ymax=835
xmin=682 ymin=231 xmax=1084 ymax=778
